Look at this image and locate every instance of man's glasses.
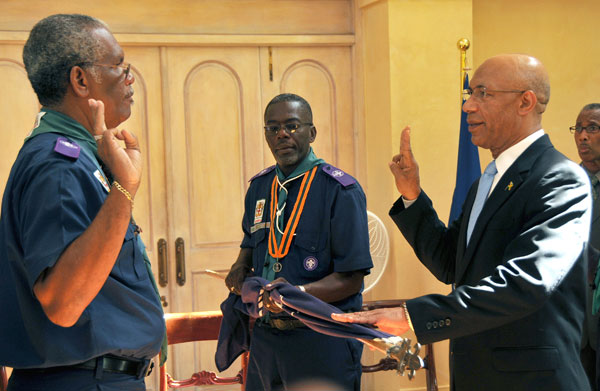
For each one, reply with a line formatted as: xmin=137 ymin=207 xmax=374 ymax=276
xmin=570 ymin=125 xmax=600 ymax=134
xmin=264 ymin=122 xmax=312 ymax=135
xmin=463 ymin=86 xmax=526 ymax=101
xmin=81 ymin=62 xmax=132 ymax=79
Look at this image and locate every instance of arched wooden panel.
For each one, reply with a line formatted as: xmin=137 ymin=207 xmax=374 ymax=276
xmin=0 ymin=59 xmax=39 ymax=198
xmin=184 ymin=61 xmax=245 ymax=247
xmin=123 ymin=64 xmax=157 ymax=248
xmin=280 ymin=59 xmax=338 ymax=166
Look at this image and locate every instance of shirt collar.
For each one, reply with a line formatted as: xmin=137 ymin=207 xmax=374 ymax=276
xmin=495 ymin=129 xmax=545 ymax=177
xmin=489 ymin=129 xmax=544 ymax=192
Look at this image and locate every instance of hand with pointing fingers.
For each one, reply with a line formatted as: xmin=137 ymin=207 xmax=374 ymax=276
xmin=389 ymin=126 xmax=421 ymax=200
xmin=89 ymin=99 xmax=142 ymax=197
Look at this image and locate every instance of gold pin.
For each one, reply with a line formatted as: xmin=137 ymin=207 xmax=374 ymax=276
xmin=506 ymin=181 xmax=514 ymax=191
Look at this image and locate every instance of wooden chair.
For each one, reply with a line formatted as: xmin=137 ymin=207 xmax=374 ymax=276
xmin=160 ymin=304 xmax=437 ymax=391
xmin=0 ymin=312 xmax=248 ymax=391
xmin=361 ymin=300 xmax=438 ymax=391
xmin=160 ymin=311 xmax=248 ymax=391
xmin=1 ymin=365 xmax=7 ymax=391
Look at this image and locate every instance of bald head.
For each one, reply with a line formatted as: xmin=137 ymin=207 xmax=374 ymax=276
xmin=463 ymin=54 xmax=551 ymax=158
xmin=479 ymin=54 xmax=550 ymax=115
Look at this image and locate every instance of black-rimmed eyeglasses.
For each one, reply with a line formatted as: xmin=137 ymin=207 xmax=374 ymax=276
xmin=570 ymin=125 xmax=600 ymax=134
xmin=264 ymin=122 xmax=312 ymax=135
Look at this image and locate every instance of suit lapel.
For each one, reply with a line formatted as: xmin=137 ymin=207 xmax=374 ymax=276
xmin=456 ymin=135 xmax=553 ymax=283
xmin=592 ymin=197 xmax=600 ymax=225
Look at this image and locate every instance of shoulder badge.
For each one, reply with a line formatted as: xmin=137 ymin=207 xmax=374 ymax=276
xmin=321 ymin=164 xmax=356 ymax=187
xmin=249 ymin=165 xmax=276 ymax=182
xmin=54 ymin=137 xmax=80 ymax=159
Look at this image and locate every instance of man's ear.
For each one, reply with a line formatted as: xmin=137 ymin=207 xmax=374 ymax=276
xmin=309 ymin=125 xmax=317 ymax=143
xmin=518 ymin=90 xmax=537 ymax=115
xmin=69 ymin=65 xmax=91 ymax=98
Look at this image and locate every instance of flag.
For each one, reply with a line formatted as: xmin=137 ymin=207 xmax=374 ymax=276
xmin=449 ymin=74 xmax=480 ymax=223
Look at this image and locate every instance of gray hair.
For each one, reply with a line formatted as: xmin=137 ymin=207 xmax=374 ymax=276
xmin=581 ymin=103 xmax=600 ymax=113
xmin=23 ymin=14 xmax=108 ymax=107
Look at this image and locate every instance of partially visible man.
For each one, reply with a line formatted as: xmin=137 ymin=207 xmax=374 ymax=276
xmin=225 ymin=93 xmax=373 ymax=391
xmin=573 ymin=103 xmax=600 ymax=390
xmin=334 ymin=54 xmax=591 ymax=391
xmin=0 ymin=14 xmax=164 ymax=390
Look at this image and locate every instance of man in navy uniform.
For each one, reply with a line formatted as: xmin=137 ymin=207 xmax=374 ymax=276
xmin=572 ymin=103 xmax=600 ymax=390
xmin=0 ymin=14 xmax=165 ymax=390
xmin=225 ymin=93 xmax=373 ymax=391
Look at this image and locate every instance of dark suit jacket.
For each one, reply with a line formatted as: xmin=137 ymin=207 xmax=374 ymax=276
xmin=391 ymin=135 xmax=591 ymax=391
xmin=583 ymin=167 xmax=600 ymax=351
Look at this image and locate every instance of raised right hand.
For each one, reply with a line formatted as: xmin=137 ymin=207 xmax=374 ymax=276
xmin=388 ymin=126 xmax=421 ymax=200
xmin=89 ymin=99 xmax=142 ymax=196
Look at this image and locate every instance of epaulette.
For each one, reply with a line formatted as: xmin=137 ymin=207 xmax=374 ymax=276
xmin=53 ymin=136 xmax=80 ymax=160
xmin=321 ymin=164 xmax=356 ymax=187
xmin=249 ymin=165 xmax=276 ymax=182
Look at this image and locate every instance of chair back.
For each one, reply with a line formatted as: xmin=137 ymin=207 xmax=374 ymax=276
xmin=159 ymin=311 xmax=247 ymax=391
xmin=1 ymin=365 xmax=7 ymax=391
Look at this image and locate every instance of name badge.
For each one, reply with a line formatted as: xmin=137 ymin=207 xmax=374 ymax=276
xmin=94 ymin=169 xmax=110 ymax=193
xmin=254 ymin=199 xmax=266 ymax=224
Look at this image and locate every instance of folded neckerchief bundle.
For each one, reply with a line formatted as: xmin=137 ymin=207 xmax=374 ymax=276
xmin=216 ymin=277 xmax=424 ymax=379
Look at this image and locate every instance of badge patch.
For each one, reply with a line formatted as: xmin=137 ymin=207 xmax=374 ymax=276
xmin=94 ymin=169 xmax=110 ymax=193
xmin=303 ymin=256 xmax=318 ymax=271
xmin=331 ymin=170 xmax=344 ymax=178
xmin=254 ymin=199 xmax=266 ymax=224
xmin=54 ymin=137 xmax=80 ymax=159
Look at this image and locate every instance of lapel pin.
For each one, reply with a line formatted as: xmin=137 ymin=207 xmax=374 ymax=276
xmin=505 ymin=181 xmax=514 ymax=191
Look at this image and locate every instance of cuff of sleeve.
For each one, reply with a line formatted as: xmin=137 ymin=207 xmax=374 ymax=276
xmin=402 ymin=196 xmax=417 ymax=209
xmin=403 ymin=302 xmax=414 ymax=331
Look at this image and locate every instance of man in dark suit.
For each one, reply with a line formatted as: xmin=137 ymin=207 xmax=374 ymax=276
xmin=333 ymin=54 xmax=591 ymax=390
xmin=572 ymin=103 xmax=600 ymax=390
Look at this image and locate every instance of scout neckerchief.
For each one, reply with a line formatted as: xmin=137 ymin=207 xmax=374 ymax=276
xmin=26 ymin=109 xmax=168 ymax=365
xmin=262 ymin=148 xmax=324 ymax=282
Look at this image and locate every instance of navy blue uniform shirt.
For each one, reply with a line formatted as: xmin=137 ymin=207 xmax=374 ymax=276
xmin=0 ymin=112 xmax=164 ymax=368
xmin=241 ymin=163 xmax=373 ymax=312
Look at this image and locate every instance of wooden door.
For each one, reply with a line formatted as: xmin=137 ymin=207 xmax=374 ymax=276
xmin=163 ymin=45 xmax=356 ymax=387
xmin=120 ymin=46 xmax=169 ymax=391
xmin=162 ymin=46 xmax=264 ymax=386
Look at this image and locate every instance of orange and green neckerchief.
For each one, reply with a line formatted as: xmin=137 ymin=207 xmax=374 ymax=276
xmin=261 ymin=148 xmax=324 ymax=282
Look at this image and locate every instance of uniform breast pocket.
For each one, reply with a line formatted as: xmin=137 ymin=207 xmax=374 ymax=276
xmin=293 ymin=231 xmax=329 ymax=276
xmin=113 ymin=225 xmax=149 ymax=283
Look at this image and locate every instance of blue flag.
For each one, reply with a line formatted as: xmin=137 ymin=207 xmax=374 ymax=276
xmin=449 ymin=74 xmax=480 ymax=223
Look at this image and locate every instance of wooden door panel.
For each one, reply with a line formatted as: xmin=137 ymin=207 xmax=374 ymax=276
xmin=185 ymin=63 xmax=246 ymax=246
xmin=164 ymin=46 xmax=263 ymax=312
xmin=164 ymin=47 xmax=263 ymax=383
xmin=121 ymin=46 xmax=168 ymax=267
xmin=0 ymin=45 xmax=40 ymax=199
xmin=119 ymin=46 xmax=168 ymax=391
xmin=260 ymin=46 xmax=356 ymax=175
